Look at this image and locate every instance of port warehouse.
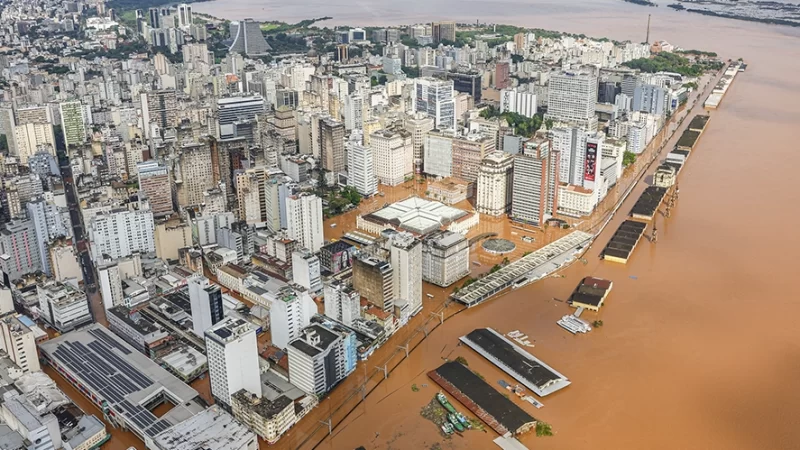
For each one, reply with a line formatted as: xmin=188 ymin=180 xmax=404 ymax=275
xmin=630 ymin=186 xmax=668 ymax=220
xmin=451 ymin=231 xmax=593 ymax=307
xmin=704 ymin=62 xmax=742 ymax=109
xmin=602 ymin=220 xmax=646 ymax=264
xmin=569 ymin=277 xmax=614 ymax=311
xmin=39 ymin=323 xmax=205 ymax=443
xmin=677 ymin=114 xmax=710 ymax=151
xmin=459 ymin=328 xmax=571 ymax=397
xmin=428 ymin=361 xmax=537 ymax=437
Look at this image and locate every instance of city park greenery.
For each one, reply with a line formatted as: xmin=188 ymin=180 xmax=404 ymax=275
xmin=623 ymin=52 xmax=724 ymax=77
xmin=479 ymin=105 xmax=553 ymax=138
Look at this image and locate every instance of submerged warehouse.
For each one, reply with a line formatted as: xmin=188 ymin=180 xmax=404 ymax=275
xmin=630 ymin=186 xmax=668 ymax=221
xmin=602 ymin=220 xmax=647 ymax=264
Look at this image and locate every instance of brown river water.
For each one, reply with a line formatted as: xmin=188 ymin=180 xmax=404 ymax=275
xmin=130 ymin=1 xmax=800 ymax=449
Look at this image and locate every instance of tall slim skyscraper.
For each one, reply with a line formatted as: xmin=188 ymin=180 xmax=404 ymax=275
xmin=390 ymin=232 xmax=423 ymax=316
xmin=347 ymin=135 xmax=378 ymax=197
xmin=59 ymin=101 xmax=87 ymax=147
xmin=319 ymin=117 xmax=345 ymax=174
xmin=228 ymin=19 xmax=271 ymax=56
xmin=413 ymin=78 xmax=456 ymax=130
xmin=269 ymin=287 xmax=317 ymax=349
xmin=404 ymin=113 xmax=434 ymax=172
xmin=141 ymin=90 xmax=178 ymax=137
xmin=286 ymin=193 xmax=324 ymax=253
xmin=511 ymin=137 xmax=559 ymax=225
xmin=177 ymin=3 xmax=193 ymax=28
xmin=324 ymin=280 xmax=361 ymax=326
xmin=546 ymin=70 xmax=599 ymax=131
xmin=476 ymin=151 xmax=514 ymax=216
xmin=148 ymin=7 xmax=160 ymax=29
xmin=205 ymin=316 xmax=261 ymax=407
xmin=189 ymin=275 xmax=224 ymax=336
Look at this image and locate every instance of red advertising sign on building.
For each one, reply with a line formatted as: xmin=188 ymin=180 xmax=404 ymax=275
xmin=584 ymin=142 xmax=598 ymax=182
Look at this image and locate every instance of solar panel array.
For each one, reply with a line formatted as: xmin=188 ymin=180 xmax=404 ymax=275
xmin=51 ymin=334 xmax=173 ymax=437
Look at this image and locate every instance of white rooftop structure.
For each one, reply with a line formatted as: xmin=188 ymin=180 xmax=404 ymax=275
xmin=362 ymin=197 xmax=475 ymax=235
xmin=153 ymin=405 xmax=257 ymax=450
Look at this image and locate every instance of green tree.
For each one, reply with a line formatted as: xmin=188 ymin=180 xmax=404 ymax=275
xmin=623 ymin=151 xmax=637 ymax=167
xmin=0 ymin=134 xmax=7 ymax=153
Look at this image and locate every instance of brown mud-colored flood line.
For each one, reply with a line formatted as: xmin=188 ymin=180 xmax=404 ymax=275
xmin=266 ymin=10 xmax=800 ymax=450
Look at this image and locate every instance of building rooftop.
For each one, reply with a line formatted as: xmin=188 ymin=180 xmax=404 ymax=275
xmin=288 ymin=324 xmax=340 ymax=357
xmin=363 ymin=196 xmax=471 ymax=235
xmin=231 ymin=389 xmax=293 ymax=421
xmin=154 ymin=405 xmax=256 ymax=450
xmin=423 ymin=230 xmax=467 ymax=250
xmin=206 ymin=317 xmax=253 ymax=345
xmin=63 ymin=414 xmax=105 ymax=450
xmin=39 ymin=324 xmax=202 ymax=439
xmin=0 ymin=424 xmax=25 ymax=450
xmin=108 ymin=306 xmax=167 ymax=339
xmin=160 ymin=346 xmax=207 ymax=377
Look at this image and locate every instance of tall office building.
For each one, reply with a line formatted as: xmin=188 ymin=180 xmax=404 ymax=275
xmin=421 ymin=231 xmax=470 ymax=287
xmin=26 ymin=197 xmax=71 ymax=276
xmin=176 ymin=140 xmax=215 ymax=207
xmin=431 ymin=21 xmax=456 ymax=43
xmin=0 ymin=219 xmax=42 ymax=280
xmin=451 ymin=133 xmax=496 ymax=183
xmin=0 ymin=105 xmax=17 ymax=155
xmin=97 ymin=260 xmax=123 ymax=310
xmin=148 ymin=7 xmax=160 ymax=29
xmin=511 ymin=137 xmax=559 ymax=225
xmin=217 ymin=95 xmax=266 ymax=139
xmin=137 ymin=161 xmax=173 ymax=217
xmin=59 ymin=101 xmax=87 ymax=147
xmin=424 ymin=129 xmax=455 ymax=178
xmin=87 ymin=205 xmax=155 ymax=263
xmin=141 ymin=90 xmax=178 ymax=136
xmin=633 ymin=84 xmax=670 ymax=116
xmin=551 ymin=127 xmax=586 ymax=186
xmin=292 ymin=249 xmax=322 ymax=294
xmin=189 ymin=275 xmax=224 ymax=336
xmin=323 ymin=281 xmax=361 ymax=326
xmin=269 ymin=286 xmax=317 ymax=349
xmin=370 ymin=128 xmax=413 ymax=186
xmin=353 ymin=254 xmax=394 ymax=313
xmin=343 ymin=92 xmax=367 ymax=131
xmin=177 ymin=3 xmax=192 ymax=28
xmin=288 ymin=324 xmax=356 ymax=396
xmin=545 ymin=70 xmax=598 ymax=130
xmin=404 ymin=113 xmax=434 ymax=172
xmin=13 ymin=123 xmax=55 ymax=164
xmin=228 ymin=19 xmax=271 ymax=56
xmin=495 ymin=61 xmax=511 ymax=90
xmin=413 ymin=78 xmax=456 ymax=130
xmin=476 ymin=151 xmax=514 ymax=216
xmin=390 ymin=232 xmax=423 ymax=317
xmin=346 ymin=135 xmax=378 ymax=197
xmin=205 ymin=317 xmax=261 ymax=407
xmin=500 ymin=88 xmax=537 ymax=118
xmin=0 ymin=314 xmax=41 ymax=373
xmin=319 ymin=117 xmax=345 ymax=174
xmin=286 ymin=193 xmax=324 ymax=252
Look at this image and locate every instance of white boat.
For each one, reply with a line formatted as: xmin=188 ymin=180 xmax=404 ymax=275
xmin=426 ymin=293 xmax=434 ymax=298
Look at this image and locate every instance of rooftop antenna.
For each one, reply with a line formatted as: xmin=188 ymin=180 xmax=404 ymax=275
xmin=646 ymin=14 xmax=651 ymax=44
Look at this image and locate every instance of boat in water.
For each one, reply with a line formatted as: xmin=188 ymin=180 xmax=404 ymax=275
xmin=448 ymin=414 xmax=465 ymax=432
xmin=441 ymin=422 xmax=454 ymax=435
xmin=456 ymin=412 xmax=471 ymax=428
xmin=436 ymin=392 xmax=457 ymax=414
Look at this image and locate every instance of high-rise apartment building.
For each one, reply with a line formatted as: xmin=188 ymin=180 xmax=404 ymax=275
xmin=13 ymin=123 xmax=55 ymax=164
xmin=177 ymin=3 xmax=192 ymax=28
xmin=141 ymin=90 xmax=178 ymax=136
xmin=269 ymin=286 xmax=317 ymax=349
xmin=97 ymin=260 xmax=123 ymax=310
xmin=0 ymin=314 xmax=41 ymax=373
xmin=205 ymin=317 xmax=261 ymax=407
xmin=286 ymin=193 xmax=324 ymax=253
xmin=451 ymin=133 xmax=496 ymax=183
xmin=137 ymin=161 xmax=173 ymax=217
xmin=343 ymin=93 xmax=367 ymax=131
xmin=421 ymin=231 xmax=470 ymax=287
xmin=404 ymin=113 xmax=435 ymax=172
xmin=0 ymin=219 xmax=42 ymax=280
xmin=413 ymin=78 xmax=456 ymax=130
xmin=323 ymin=280 xmax=361 ymax=326
xmin=476 ymin=151 xmax=514 ymax=216
xmin=390 ymin=232 xmax=423 ymax=316
xmin=424 ymin=129 xmax=455 ymax=178
xmin=319 ymin=117 xmax=345 ymax=174
xmin=346 ymin=135 xmax=378 ymax=197
xmin=189 ymin=275 xmax=224 ymax=337
xmin=26 ymin=197 xmax=71 ymax=276
xmin=500 ymin=88 xmax=537 ymax=118
xmin=495 ymin=61 xmax=511 ymax=90
xmin=87 ymin=205 xmax=155 ymax=263
xmin=228 ymin=19 xmax=271 ymax=56
xmin=287 ymin=324 xmax=357 ymax=395
xmin=59 ymin=101 xmax=87 ymax=147
xmin=546 ymin=70 xmax=598 ymax=130
xmin=633 ymin=84 xmax=670 ymax=116
xmin=511 ymin=137 xmax=559 ymax=225
xmin=431 ymin=21 xmax=456 ymax=44
xmin=217 ymin=95 xmax=266 ymax=139
xmin=176 ymin=140 xmax=215 ymax=207
xmin=370 ymin=128 xmax=413 ymax=186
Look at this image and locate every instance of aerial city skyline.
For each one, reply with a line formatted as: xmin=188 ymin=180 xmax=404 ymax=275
xmin=0 ymin=0 xmax=798 ymax=449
